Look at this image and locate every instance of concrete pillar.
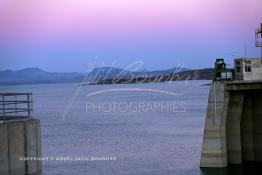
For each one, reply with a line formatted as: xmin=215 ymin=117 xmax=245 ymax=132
xmin=252 ymin=91 xmax=262 ymax=161
xmin=200 ymin=82 xmax=229 ymax=167
xmin=0 ymin=124 xmax=9 ymax=175
xmin=241 ymin=93 xmax=254 ymax=161
xmin=25 ymin=120 xmax=38 ymax=174
xmin=0 ymin=119 xmax=42 ymax=175
xmin=8 ymin=122 xmax=26 ymax=175
xmin=226 ymin=92 xmax=244 ymax=164
xmin=36 ymin=120 xmax=42 ymax=173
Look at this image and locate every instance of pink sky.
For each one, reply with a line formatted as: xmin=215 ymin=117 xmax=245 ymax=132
xmin=0 ymin=0 xmax=262 ymax=71
xmin=1 ymin=0 xmax=261 ymax=41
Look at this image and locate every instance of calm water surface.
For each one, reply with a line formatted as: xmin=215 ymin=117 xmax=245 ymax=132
xmin=0 ymin=80 xmax=261 ymax=175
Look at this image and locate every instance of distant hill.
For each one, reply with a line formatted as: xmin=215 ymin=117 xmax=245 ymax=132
xmin=91 ymin=68 xmax=214 ymax=85
xmin=139 ymin=67 xmax=191 ymax=77
xmin=0 ymin=67 xmax=213 ymax=85
xmin=0 ymin=67 xmax=84 ymax=85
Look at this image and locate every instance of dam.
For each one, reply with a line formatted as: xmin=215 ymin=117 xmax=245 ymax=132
xmin=200 ymin=80 xmax=262 ymax=167
xmin=200 ymin=23 xmax=262 ymax=167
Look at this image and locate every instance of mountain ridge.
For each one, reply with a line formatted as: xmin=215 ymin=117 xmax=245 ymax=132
xmin=0 ymin=67 xmax=213 ymax=85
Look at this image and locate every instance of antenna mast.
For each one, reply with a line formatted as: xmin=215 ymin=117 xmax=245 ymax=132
xmin=255 ymin=23 xmax=262 ymax=58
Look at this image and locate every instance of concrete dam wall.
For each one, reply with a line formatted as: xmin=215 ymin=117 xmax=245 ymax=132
xmin=0 ymin=119 xmax=42 ymax=175
xmin=200 ymin=81 xmax=262 ymax=167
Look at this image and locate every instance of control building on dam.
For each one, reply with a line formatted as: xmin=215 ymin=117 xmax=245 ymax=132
xmin=200 ymin=23 xmax=262 ymax=167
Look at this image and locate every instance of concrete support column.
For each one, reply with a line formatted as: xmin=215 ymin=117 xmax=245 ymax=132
xmin=200 ymin=82 xmax=229 ymax=167
xmin=25 ymin=120 xmax=38 ymax=174
xmin=241 ymin=94 xmax=254 ymax=161
xmin=0 ymin=124 xmax=9 ymax=175
xmin=252 ymin=91 xmax=262 ymax=162
xmin=226 ymin=92 xmax=244 ymax=164
xmin=0 ymin=119 xmax=42 ymax=175
xmin=8 ymin=122 xmax=26 ymax=175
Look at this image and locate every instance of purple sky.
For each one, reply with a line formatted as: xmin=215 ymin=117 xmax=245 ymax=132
xmin=0 ymin=0 xmax=262 ymax=72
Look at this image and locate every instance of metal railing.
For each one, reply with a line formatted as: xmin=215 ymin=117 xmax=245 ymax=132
xmin=0 ymin=93 xmax=33 ymax=123
xmin=256 ymin=28 xmax=262 ymax=47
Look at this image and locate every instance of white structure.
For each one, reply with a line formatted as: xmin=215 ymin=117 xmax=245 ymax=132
xmin=234 ymin=58 xmax=262 ymax=81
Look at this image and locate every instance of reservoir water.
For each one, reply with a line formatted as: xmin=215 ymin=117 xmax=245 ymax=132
xmin=0 ymin=80 xmax=261 ymax=175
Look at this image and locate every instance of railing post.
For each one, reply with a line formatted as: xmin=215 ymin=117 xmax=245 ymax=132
xmin=2 ymin=95 xmax=5 ymax=123
xmin=15 ymin=95 xmax=18 ymax=116
xmin=31 ymin=93 xmax=33 ymax=118
xmin=27 ymin=93 xmax=31 ymax=117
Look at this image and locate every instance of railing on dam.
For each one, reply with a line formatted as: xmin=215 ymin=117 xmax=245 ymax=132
xmin=0 ymin=93 xmax=33 ymax=123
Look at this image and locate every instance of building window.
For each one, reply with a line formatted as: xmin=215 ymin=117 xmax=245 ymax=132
xmin=236 ymin=66 xmax=241 ymax=72
xmin=236 ymin=61 xmax=241 ymax=72
xmin=227 ymin=72 xmax=232 ymax=79
xmin=245 ymin=61 xmax=251 ymax=72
